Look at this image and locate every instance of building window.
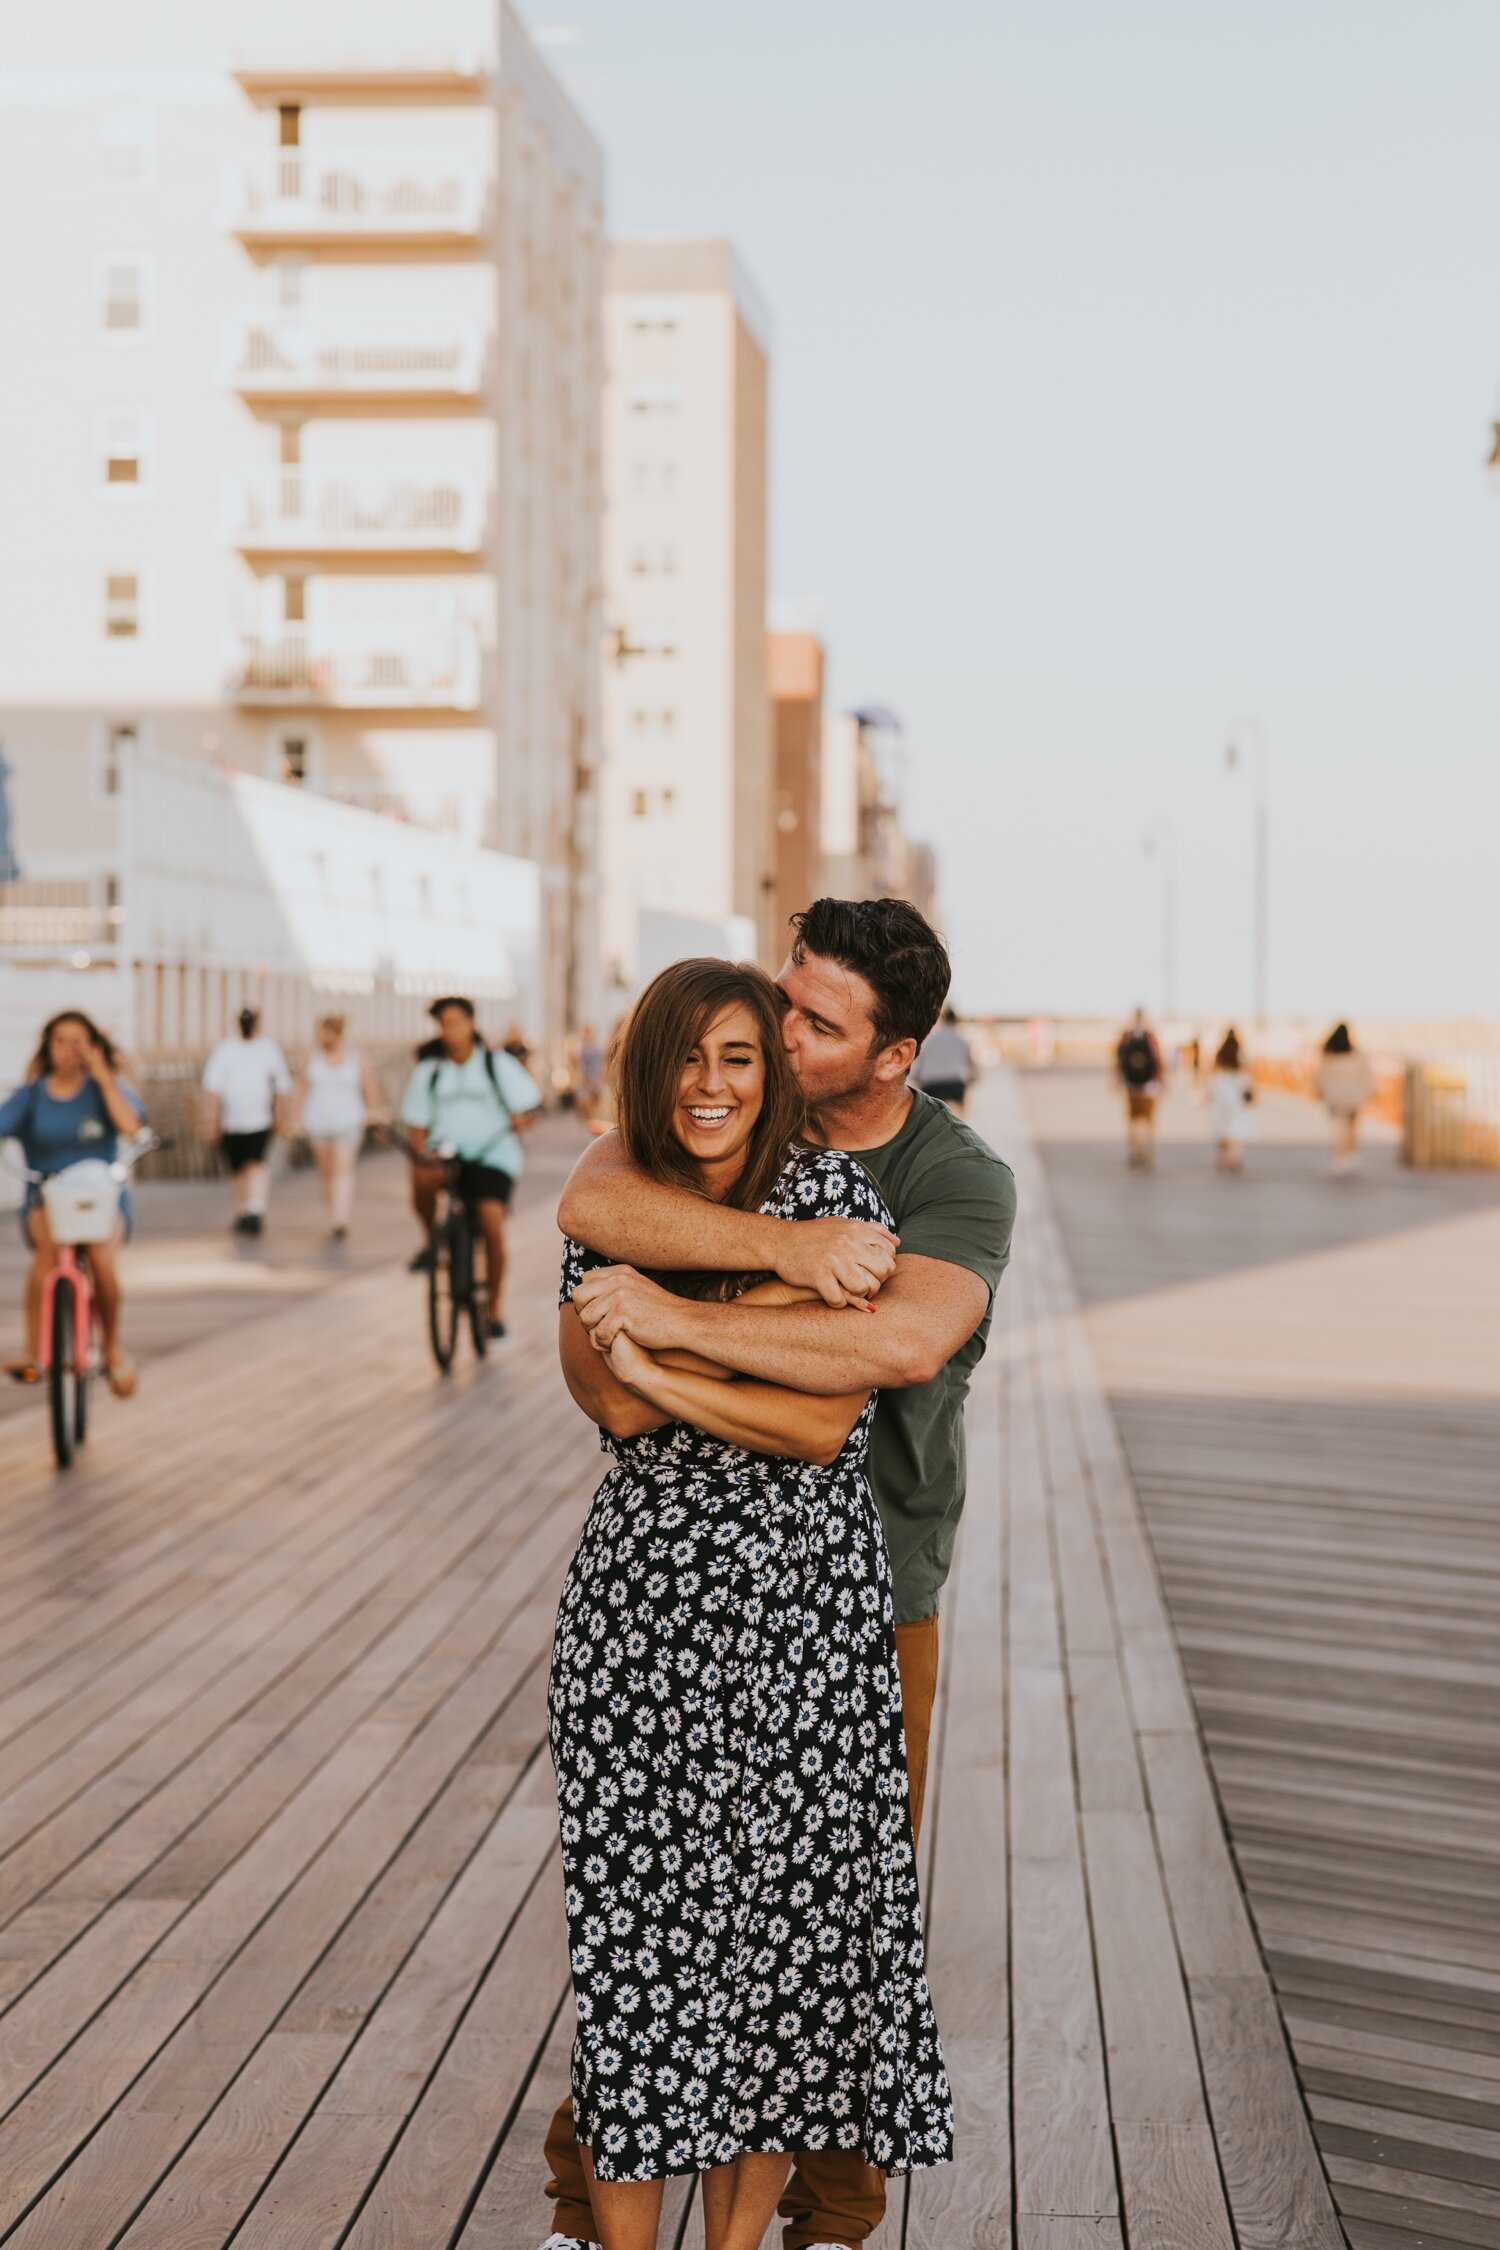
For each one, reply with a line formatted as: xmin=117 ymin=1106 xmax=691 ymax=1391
xmin=282 ymin=576 xmax=307 ymax=625
xmin=276 ymin=734 xmax=313 ymax=784
xmin=279 ymin=421 xmax=302 ymax=466
xmin=99 ymin=106 xmax=152 ymax=184
xmin=101 ymin=721 xmax=137 ymax=794
xmin=628 ymin=297 xmax=683 ymax=334
xmin=627 ymin=381 xmax=682 ymax=415
xmin=97 ymin=410 xmax=147 ymax=490
xmin=104 ymin=573 xmax=140 ymax=638
xmin=99 ymin=258 xmax=146 ymax=335
xmin=631 ymin=789 xmax=648 ymax=817
xmin=273 ymin=258 xmax=306 ymax=314
xmin=278 ymin=104 xmax=301 ymax=148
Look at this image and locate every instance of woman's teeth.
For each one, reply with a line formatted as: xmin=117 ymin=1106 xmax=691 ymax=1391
xmin=688 ymin=1106 xmax=733 ymax=1125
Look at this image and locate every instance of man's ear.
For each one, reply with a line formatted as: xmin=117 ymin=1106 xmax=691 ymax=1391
xmin=876 ymin=1038 xmax=918 ymax=1084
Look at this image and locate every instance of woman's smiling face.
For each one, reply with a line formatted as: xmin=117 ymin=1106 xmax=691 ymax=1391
xmin=672 ymin=1002 xmax=765 ymax=1176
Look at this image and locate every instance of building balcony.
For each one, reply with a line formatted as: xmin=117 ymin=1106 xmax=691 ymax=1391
xmin=228 ymin=152 xmax=485 ymax=249
xmin=232 ymin=57 xmax=486 ymax=105
xmin=228 ymin=314 xmax=486 ymax=410
xmin=231 ymin=468 xmax=486 ymax=561
xmin=229 ymin=625 xmax=482 ymax=711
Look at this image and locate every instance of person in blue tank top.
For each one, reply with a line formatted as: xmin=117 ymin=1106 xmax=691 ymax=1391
xmin=0 ymin=1010 xmax=147 ymax=1393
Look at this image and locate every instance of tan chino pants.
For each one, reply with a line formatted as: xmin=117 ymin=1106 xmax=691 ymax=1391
xmin=543 ymin=1612 xmax=942 ymax=2250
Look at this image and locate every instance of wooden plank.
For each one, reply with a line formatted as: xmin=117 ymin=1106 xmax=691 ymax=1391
xmin=1114 ymin=2119 xmax=1235 ymax=2250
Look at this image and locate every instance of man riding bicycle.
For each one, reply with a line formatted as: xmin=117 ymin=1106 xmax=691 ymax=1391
xmin=399 ymin=996 xmax=541 ymax=1340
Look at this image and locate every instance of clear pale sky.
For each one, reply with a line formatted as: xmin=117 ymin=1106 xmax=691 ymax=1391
xmin=521 ymin=0 xmax=1500 ymax=1021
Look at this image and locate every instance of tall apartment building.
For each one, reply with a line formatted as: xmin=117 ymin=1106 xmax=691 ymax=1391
xmin=599 ymin=241 xmax=774 ymax=1001
xmin=0 ymin=0 xmax=605 ymax=1058
xmin=767 ymin=630 xmax=826 ymax=959
xmin=822 ymin=708 xmax=940 ymax=923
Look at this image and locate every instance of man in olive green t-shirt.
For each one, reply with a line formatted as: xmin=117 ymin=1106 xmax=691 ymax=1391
xmin=543 ymin=897 xmax=1016 ymax=2250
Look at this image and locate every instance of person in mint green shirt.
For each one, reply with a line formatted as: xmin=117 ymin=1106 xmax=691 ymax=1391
xmin=399 ymin=995 xmax=541 ymax=1337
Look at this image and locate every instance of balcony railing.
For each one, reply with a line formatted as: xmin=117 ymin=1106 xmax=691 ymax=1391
xmin=317 ymin=782 xmax=474 ymax=840
xmin=229 ymin=625 xmax=482 ymax=710
xmin=228 ymin=152 xmax=484 ymax=243
xmin=228 ymin=314 xmax=485 ymax=403
xmin=0 ymin=882 xmax=114 ymax=949
xmin=232 ymin=468 xmax=485 ymax=555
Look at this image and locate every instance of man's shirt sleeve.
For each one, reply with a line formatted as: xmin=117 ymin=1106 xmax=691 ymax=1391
xmin=895 ymin=1150 xmax=1017 ymax=1306
xmin=499 ymin=1052 xmax=543 ymax=1115
xmin=399 ymin=1066 xmax=434 ymax=1131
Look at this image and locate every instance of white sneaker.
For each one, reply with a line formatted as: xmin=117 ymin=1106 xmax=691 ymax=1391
xmin=538 ymin=2236 xmax=593 ymax=2250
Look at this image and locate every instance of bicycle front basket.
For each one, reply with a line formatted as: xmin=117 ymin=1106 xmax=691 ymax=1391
xmin=41 ymin=1160 xmax=122 ymax=1244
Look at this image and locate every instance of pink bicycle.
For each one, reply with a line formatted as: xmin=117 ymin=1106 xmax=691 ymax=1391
xmin=5 ymin=1132 xmax=165 ymax=1467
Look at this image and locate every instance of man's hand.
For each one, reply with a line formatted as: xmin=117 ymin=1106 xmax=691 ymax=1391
xmin=771 ymin=1217 xmax=900 ymax=1307
xmin=572 ymin=1266 xmax=696 ymax=1353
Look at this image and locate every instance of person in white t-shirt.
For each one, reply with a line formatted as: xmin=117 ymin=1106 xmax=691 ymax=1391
xmin=201 ymin=1008 xmax=293 ymax=1236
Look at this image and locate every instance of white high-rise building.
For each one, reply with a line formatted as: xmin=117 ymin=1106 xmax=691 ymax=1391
xmin=599 ymin=240 xmax=774 ymax=1001
xmin=0 ymin=0 xmax=605 ymax=1060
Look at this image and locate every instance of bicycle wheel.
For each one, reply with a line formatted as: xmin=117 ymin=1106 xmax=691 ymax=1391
xmin=468 ymin=1223 xmax=490 ymax=1359
xmin=427 ymin=1215 xmax=461 ymax=1373
xmin=48 ymin=1277 xmax=78 ymax=1469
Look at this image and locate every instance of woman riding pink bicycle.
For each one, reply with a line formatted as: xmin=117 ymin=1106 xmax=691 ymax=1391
xmin=0 ymin=1010 xmax=146 ymax=1394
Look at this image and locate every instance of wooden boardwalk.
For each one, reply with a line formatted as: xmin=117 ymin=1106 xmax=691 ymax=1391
xmin=0 ymin=1088 xmax=1345 ymax=2248
xmin=1026 ymin=1066 xmax=1500 ymax=2250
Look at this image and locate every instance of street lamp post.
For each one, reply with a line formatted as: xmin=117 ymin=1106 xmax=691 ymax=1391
xmin=1225 ymin=719 xmax=1269 ymax=1029
xmin=1142 ymin=822 xmax=1176 ymax=1021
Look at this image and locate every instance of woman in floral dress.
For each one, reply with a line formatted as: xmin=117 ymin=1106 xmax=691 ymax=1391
xmin=549 ymin=959 xmax=952 ymax=2250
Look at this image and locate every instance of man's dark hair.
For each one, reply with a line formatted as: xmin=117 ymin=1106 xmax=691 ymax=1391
xmin=428 ymin=995 xmax=475 ymax=1021
xmin=790 ymin=897 xmax=951 ymax=1052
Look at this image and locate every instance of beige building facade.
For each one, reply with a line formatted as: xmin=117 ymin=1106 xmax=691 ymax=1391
xmin=0 ymin=0 xmax=605 ymax=1057
xmin=599 ymin=240 xmax=774 ymax=999
xmin=767 ymin=631 xmax=826 ymax=959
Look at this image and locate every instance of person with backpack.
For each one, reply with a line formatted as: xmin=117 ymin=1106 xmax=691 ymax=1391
xmin=398 ymin=996 xmax=541 ymax=1337
xmin=1115 ymin=1007 xmax=1165 ymax=1169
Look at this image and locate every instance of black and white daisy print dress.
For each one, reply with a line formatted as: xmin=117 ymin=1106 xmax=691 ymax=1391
xmin=548 ymin=1146 xmax=953 ymax=2184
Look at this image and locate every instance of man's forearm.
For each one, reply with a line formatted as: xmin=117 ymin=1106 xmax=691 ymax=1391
xmin=560 ymin=1145 xmax=781 ymax=1272
xmin=661 ymin=1297 xmax=914 ymax=1396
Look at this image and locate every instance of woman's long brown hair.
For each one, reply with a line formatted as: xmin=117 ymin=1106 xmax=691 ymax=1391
xmin=612 ymin=959 xmax=805 ymax=1222
xmin=29 ymin=1011 xmax=122 ymax=1079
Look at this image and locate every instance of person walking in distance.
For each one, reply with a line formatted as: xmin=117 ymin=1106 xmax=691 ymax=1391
xmin=549 ymin=958 xmax=954 ymax=2250
xmin=292 ymin=1014 xmax=385 ymax=1242
xmin=201 ymin=1007 xmax=293 ymax=1236
xmin=536 ymin=896 xmax=1017 ymax=2250
xmin=1316 ymin=1022 xmax=1376 ymax=1176
xmin=399 ymin=996 xmax=541 ymax=1337
xmin=1210 ymin=1027 xmax=1254 ymax=1173
xmin=1115 ymin=1007 xmax=1165 ymax=1169
xmin=912 ymin=1003 xmax=979 ymax=1115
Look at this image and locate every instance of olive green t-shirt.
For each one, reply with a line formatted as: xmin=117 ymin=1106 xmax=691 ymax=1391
xmin=849 ymin=1090 xmax=1017 ymax=1624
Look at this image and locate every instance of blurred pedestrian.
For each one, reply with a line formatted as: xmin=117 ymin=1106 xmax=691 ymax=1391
xmin=574 ymin=1019 xmax=606 ymax=1130
xmin=1115 ymin=1007 xmax=1165 ymax=1169
xmin=1210 ymin=1028 xmax=1254 ymax=1173
xmin=1316 ymin=1021 xmax=1376 ymax=1177
xmin=201 ymin=1007 xmax=292 ymax=1236
xmin=292 ymin=1014 xmax=385 ymax=1242
xmin=501 ymin=1021 xmax=533 ymax=1069
xmin=913 ymin=1004 xmax=978 ymax=1114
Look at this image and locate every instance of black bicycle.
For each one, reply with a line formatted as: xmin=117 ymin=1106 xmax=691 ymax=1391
xmin=397 ymin=1136 xmax=491 ymax=1373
